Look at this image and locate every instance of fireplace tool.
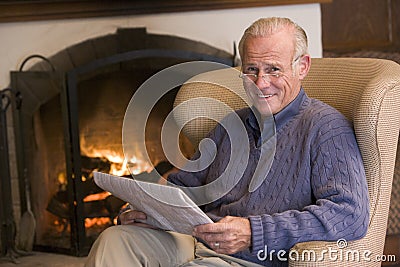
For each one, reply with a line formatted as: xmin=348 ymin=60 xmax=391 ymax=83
xmin=0 ymin=88 xmax=31 ymax=263
xmin=15 ymin=58 xmax=37 ymax=252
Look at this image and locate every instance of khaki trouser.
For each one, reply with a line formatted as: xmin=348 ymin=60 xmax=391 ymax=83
xmin=85 ymin=225 xmax=263 ymax=267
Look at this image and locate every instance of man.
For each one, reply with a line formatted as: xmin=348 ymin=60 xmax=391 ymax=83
xmin=85 ymin=17 xmax=369 ymax=266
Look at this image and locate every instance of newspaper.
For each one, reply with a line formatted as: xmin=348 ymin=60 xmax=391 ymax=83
xmin=93 ymin=172 xmax=213 ymax=235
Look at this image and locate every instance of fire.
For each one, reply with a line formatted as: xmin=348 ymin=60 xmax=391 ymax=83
xmin=52 ymin=138 xmax=154 ymax=232
xmin=83 ymin=191 xmax=110 ymax=202
xmin=85 ymin=217 xmax=111 ymax=228
xmin=80 ymin=135 xmax=153 ymax=176
xmin=78 ymin=135 xmax=154 ymax=229
xmin=107 ymin=154 xmax=153 ymax=176
xmin=83 ymin=192 xmax=112 ymax=228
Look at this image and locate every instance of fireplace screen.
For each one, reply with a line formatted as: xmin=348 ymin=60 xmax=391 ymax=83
xmin=9 ymin=30 xmax=233 ymax=256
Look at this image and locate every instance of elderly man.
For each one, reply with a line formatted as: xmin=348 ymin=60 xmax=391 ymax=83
xmin=85 ymin=17 xmax=369 ymax=266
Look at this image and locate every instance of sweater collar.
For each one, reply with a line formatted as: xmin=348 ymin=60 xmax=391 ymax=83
xmin=247 ymin=87 xmax=307 ymax=133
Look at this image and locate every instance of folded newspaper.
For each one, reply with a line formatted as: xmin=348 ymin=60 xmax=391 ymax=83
xmin=93 ymin=172 xmax=213 ymax=235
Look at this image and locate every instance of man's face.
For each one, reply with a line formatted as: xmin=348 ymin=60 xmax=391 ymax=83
xmin=241 ymin=29 xmax=309 ymax=116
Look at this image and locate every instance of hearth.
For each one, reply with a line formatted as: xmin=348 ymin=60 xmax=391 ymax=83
xmin=5 ymin=28 xmax=233 ymax=256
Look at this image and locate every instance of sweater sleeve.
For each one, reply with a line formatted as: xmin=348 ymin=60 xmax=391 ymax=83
xmin=248 ymin=126 xmax=370 ymax=253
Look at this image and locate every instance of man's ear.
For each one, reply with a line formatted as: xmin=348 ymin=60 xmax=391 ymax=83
xmin=298 ymin=54 xmax=311 ymax=80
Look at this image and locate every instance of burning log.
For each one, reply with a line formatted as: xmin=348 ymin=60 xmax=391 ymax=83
xmin=46 ymin=155 xmax=174 ymax=231
xmin=46 ymin=192 xmax=125 ymax=223
xmin=46 ymin=155 xmax=126 ymax=226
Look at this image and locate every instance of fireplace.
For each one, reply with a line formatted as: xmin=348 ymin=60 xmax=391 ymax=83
xmin=7 ymin=28 xmax=233 ymax=256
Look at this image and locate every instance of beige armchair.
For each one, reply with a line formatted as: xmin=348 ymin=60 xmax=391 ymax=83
xmin=289 ymin=58 xmax=400 ymax=266
xmin=173 ymin=58 xmax=400 ymax=266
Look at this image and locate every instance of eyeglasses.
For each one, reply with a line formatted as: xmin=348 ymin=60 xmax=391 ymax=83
xmin=239 ymin=56 xmax=302 ymax=83
xmin=239 ymin=72 xmax=282 ymax=83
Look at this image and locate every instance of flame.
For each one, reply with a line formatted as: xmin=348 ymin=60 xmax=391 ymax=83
xmin=107 ymin=154 xmax=152 ymax=176
xmin=85 ymin=217 xmax=111 ymax=228
xmin=80 ymin=135 xmax=153 ymax=176
xmin=83 ymin=191 xmax=111 ymax=202
xmin=82 ymin=192 xmax=112 ymax=228
xmin=77 ymin=134 xmax=154 ymax=229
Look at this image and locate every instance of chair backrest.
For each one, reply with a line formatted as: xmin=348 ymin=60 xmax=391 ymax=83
xmin=173 ymin=58 xmax=400 ymax=266
xmin=302 ymin=58 xmax=400 ymax=266
xmin=388 ymin=139 xmax=400 ymax=236
xmin=329 ymin=50 xmax=400 ymax=248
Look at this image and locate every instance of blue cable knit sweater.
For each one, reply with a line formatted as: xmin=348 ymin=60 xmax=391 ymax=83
xmin=168 ymin=88 xmax=370 ymax=266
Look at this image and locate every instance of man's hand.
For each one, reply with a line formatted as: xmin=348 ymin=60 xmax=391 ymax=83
xmin=118 ymin=209 xmax=158 ymax=229
xmin=192 ymin=216 xmax=251 ymax=255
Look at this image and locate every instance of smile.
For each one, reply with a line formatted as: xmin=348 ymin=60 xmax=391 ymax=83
xmin=257 ymin=94 xmax=273 ymax=99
